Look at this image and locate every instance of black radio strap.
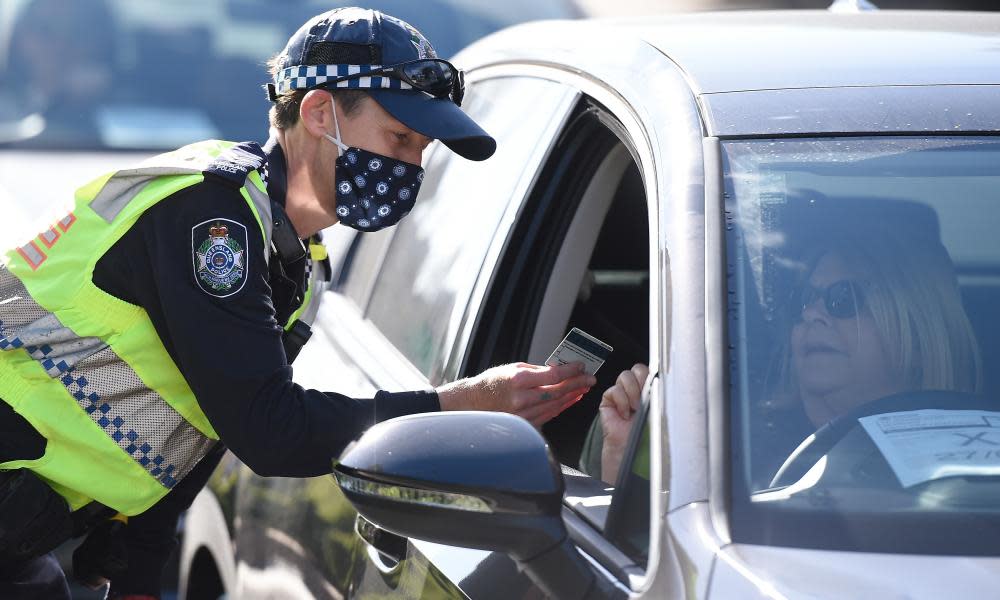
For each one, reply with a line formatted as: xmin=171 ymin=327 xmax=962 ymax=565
xmin=270 ymin=201 xmax=307 ymax=265
xmin=269 ymin=201 xmax=313 ymax=363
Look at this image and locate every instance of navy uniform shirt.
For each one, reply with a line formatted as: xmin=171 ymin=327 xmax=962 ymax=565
xmin=92 ymin=139 xmax=440 ymax=478
xmin=0 ymin=140 xmax=441 ymax=596
xmin=86 ymin=140 xmax=439 ymax=596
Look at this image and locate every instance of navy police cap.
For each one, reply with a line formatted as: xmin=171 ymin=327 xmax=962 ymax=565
xmin=272 ymin=7 xmax=496 ymax=161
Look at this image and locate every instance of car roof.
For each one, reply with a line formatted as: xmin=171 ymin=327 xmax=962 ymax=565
xmin=616 ymin=10 xmax=1000 ymax=94
xmin=462 ymin=10 xmax=1000 ymax=136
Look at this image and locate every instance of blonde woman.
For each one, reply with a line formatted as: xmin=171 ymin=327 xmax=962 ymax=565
xmin=595 ymin=222 xmax=982 ymax=485
xmin=779 ymin=224 xmax=981 ymax=428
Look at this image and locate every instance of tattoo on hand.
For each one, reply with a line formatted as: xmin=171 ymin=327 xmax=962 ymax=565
xmin=541 ymin=392 xmax=553 ymax=401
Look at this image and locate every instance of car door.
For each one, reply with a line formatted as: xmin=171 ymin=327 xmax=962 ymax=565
xmin=346 ymin=68 xmax=665 ymax=597
xmin=341 ymin=74 xmax=581 ymax=598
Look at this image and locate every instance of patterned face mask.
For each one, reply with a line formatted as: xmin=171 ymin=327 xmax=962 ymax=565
xmin=325 ymin=104 xmax=424 ymax=233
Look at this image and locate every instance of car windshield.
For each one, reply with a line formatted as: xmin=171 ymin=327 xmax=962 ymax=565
xmin=0 ymin=0 xmax=579 ymax=150
xmin=723 ymin=136 xmax=1000 ymax=555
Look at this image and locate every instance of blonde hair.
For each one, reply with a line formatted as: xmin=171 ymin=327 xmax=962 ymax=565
xmin=780 ymin=224 xmax=982 ymax=397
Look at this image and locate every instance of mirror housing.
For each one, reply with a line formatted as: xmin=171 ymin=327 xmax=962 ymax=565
xmin=333 ymin=411 xmax=600 ymax=599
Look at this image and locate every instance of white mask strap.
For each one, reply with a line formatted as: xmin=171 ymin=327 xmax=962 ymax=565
xmin=323 ymin=100 xmax=349 ymax=156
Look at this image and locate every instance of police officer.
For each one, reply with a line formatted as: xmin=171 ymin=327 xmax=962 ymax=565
xmin=0 ymin=8 xmax=596 ymax=599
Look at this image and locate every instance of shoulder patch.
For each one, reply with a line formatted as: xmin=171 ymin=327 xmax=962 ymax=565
xmin=192 ymin=218 xmax=249 ymax=298
xmin=204 ymin=142 xmax=267 ymax=186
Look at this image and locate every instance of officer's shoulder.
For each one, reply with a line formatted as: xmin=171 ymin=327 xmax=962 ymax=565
xmin=144 ymin=175 xmax=255 ymax=231
xmin=203 ymin=141 xmax=268 ymax=188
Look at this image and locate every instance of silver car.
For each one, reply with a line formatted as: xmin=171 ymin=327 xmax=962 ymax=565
xmin=181 ymin=8 xmax=1000 ymax=599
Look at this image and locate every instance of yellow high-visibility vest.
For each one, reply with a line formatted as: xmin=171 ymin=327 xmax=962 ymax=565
xmin=0 ymin=140 xmax=299 ymax=515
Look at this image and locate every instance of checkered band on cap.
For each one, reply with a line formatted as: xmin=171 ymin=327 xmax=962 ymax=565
xmin=275 ymin=64 xmax=414 ymax=95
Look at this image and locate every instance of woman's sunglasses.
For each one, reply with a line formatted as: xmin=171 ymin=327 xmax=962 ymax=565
xmin=797 ymin=280 xmax=867 ymax=320
xmin=320 ymin=59 xmax=465 ymax=106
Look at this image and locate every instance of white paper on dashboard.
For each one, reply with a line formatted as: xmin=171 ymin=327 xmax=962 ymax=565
xmin=859 ymin=409 xmax=1000 ymax=488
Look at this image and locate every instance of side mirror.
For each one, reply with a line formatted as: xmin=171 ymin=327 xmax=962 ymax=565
xmin=332 ymin=411 xmax=600 ymax=599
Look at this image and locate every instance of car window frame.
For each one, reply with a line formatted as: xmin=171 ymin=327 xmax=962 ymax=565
xmin=532 ymin=104 xmax=658 ymax=577
xmin=423 ymin=54 xmax=695 ymax=595
xmin=453 ymin=90 xmax=661 ymax=585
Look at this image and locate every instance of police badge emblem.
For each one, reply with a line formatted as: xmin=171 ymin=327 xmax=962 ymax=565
xmin=192 ymin=219 xmax=248 ymax=297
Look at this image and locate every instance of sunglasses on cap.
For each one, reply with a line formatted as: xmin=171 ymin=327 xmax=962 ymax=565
xmin=797 ymin=280 xmax=867 ymax=320
xmin=319 ymin=58 xmax=465 ymax=106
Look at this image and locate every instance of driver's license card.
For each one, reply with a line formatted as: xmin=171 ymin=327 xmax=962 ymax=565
xmin=545 ymin=327 xmax=613 ymax=376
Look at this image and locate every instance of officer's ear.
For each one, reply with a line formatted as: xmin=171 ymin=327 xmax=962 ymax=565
xmin=299 ymin=90 xmax=336 ymax=139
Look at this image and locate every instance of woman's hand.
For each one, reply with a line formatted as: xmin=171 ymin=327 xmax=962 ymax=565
xmin=599 ymin=363 xmax=649 ymax=484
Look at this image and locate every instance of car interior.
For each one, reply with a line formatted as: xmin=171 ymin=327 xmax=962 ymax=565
xmin=530 ymin=146 xmax=649 ymax=472
xmin=734 ymin=193 xmax=952 ymax=486
xmin=462 ymin=103 xmax=650 ymax=476
xmin=458 ymin=100 xmax=654 ymax=572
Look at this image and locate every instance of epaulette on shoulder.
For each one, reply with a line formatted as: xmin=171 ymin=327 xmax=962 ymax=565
xmin=204 ymin=142 xmax=267 ymax=187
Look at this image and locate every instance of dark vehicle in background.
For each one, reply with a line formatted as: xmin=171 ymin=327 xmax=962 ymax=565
xmin=182 ymin=8 xmax=1000 ymax=600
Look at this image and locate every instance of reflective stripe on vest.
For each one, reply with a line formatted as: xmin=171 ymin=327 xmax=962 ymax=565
xmin=283 ymin=240 xmax=327 ymax=331
xmin=0 ymin=140 xmax=274 ymax=515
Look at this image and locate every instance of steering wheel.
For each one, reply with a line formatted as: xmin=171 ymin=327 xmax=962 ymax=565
xmin=771 ymin=390 xmax=995 ymax=488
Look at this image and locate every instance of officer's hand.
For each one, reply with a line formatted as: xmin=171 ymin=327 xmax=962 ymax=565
xmin=437 ymin=362 xmax=596 ymax=427
xmin=598 ymin=363 xmax=649 ymax=484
